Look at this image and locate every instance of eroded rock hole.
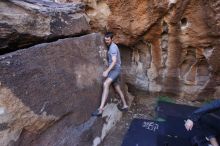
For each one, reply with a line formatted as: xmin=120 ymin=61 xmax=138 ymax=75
xmin=180 ymin=17 xmax=188 ymax=28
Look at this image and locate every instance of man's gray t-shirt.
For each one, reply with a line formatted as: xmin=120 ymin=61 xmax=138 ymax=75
xmin=108 ymin=43 xmax=121 ymax=69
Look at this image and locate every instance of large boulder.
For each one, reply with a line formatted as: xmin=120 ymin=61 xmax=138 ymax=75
xmin=0 ymin=0 xmax=90 ymax=52
xmin=0 ymin=33 xmax=108 ymax=146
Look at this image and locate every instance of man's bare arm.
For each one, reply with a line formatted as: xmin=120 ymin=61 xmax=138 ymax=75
xmin=103 ymin=56 xmax=116 ymax=77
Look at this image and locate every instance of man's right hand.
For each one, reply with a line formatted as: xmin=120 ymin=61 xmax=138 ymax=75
xmin=185 ymin=119 xmax=194 ymax=131
xmin=102 ymin=70 xmax=109 ymax=77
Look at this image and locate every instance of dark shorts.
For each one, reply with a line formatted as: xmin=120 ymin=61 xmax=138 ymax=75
xmin=107 ymin=68 xmax=121 ymax=85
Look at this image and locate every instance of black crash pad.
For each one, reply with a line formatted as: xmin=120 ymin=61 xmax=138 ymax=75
xmin=156 ymin=101 xmax=220 ymax=120
xmin=122 ymin=101 xmax=220 ymax=146
xmin=121 ymin=118 xmax=193 ymax=146
xmin=121 ymin=119 xmax=163 ymax=146
xmin=156 ymin=101 xmax=197 ymax=119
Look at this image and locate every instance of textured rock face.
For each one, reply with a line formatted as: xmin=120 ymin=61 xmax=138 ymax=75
xmin=0 ymin=33 xmax=108 ymax=145
xmin=0 ymin=0 xmax=90 ymax=52
xmin=107 ymin=0 xmax=170 ymax=46
xmin=55 ymin=0 xmax=111 ymax=31
xmin=56 ymin=0 xmax=220 ymax=100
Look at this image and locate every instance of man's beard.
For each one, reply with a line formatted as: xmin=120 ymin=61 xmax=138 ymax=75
xmin=106 ymin=43 xmax=111 ymax=47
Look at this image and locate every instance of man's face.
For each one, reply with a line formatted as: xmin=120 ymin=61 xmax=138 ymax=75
xmin=104 ymin=37 xmax=112 ymax=46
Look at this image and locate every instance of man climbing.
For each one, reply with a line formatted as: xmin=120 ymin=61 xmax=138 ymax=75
xmin=92 ymin=32 xmax=128 ymax=117
xmin=185 ymin=99 xmax=220 ymax=146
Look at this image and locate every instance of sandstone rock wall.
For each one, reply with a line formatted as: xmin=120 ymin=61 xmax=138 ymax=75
xmin=107 ymin=0 xmax=220 ymax=100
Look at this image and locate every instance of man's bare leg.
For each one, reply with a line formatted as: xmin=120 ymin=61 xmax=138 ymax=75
xmin=210 ymin=137 xmax=219 ymax=146
xmin=114 ymin=84 xmax=128 ymax=108
xmin=98 ymin=78 xmax=113 ymax=111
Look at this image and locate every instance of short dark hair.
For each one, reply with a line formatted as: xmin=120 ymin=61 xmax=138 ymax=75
xmin=105 ymin=32 xmax=113 ymax=39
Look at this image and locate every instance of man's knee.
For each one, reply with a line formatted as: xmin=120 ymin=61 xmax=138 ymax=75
xmin=103 ymin=79 xmax=112 ymax=87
